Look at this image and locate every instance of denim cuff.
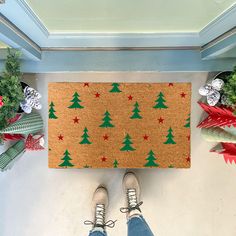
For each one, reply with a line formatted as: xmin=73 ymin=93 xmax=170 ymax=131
xmin=89 ymin=227 xmax=107 ymax=236
xmin=127 ymin=214 xmax=143 ymax=223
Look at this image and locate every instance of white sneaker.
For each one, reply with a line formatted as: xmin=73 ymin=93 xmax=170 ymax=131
xmin=84 ymin=186 xmax=116 ymax=230
xmin=120 ymin=172 xmax=143 ymax=218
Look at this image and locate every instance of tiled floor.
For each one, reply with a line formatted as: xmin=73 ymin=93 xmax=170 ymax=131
xmin=0 ymin=72 xmax=236 ymax=236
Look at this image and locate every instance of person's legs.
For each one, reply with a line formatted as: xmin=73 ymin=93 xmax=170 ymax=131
xmin=120 ymin=172 xmax=154 ymax=236
xmin=127 ymin=216 xmax=154 ymax=236
xmin=84 ymin=186 xmax=116 ymax=236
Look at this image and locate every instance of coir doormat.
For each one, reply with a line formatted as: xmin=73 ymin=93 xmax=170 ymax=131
xmin=48 ymin=82 xmax=191 ymax=168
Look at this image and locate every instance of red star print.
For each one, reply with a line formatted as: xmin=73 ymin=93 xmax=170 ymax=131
xmin=101 ymin=156 xmax=107 ymax=162
xmin=168 ymin=83 xmax=174 ymax=87
xmin=187 ymin=135 xmax=190 ymax=141
xmin=83 ymin=83 xmax=89 ymax=87
xmin=58 ymin=134 xmax=63 ymax=141
xmin=73 ymin=116 xmax=80 ymax=123
xmin=143 ymin=134 xmax=149 ymax=140
xmin=95 ymin=92 xmax=100 ymax=98
xmin=158 ymin=117 xmax=164 ymax=124
xmin=186 ymin=157 xmax=191 ymax=162
xmin=180 ymin=92 xmax=187 ymax=98
xmin=103 ymin=134 xmax=109 ymax=140
xmin=128 ymin=95 xmax=133 ymax=101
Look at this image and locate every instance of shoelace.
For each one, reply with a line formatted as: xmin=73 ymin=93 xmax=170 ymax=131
xmin=84 ymin=204 xmax=117 ymax=229
xmin=120 ymin=188 xmax=143 ymax=213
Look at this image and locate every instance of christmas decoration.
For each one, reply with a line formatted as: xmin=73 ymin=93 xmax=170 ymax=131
xmin=0 ymin=140 xmax=25 ymax=172
xmin=0 ymin=112 xmax=43 ymax=135
xmin=184 ymin=114 xmax=190 ymax=128
xmin=48 ymin=82 xmax=191 ymax=168
xmin=120 ymin=134 xmax=136 ymax=151
xmin=49 ymin=102 xmax=58 ymax=119
xmin=25 ymin=134 xmax=44 ymax=151
xmin=164 ymin=127 xmax=176 ymax=144
xmin=199 ymin=78 xmax=224 ymax=106
xmin=8 ymin=114 xmax=21 ymax=124
xmin=0 ymin=49 xmax=24 ymax=132
xmin=59 ymin=150 xmax=74 ymax=167
xmin=144 ymin=150 xmax=159 ymax=167
xmin=3 ymin=134 xmax=24 ymax=141
xmin=80 ymin=127 xmax=92 ymax=144
xmin=110 ymin=83 xmax=121 ymax=93
xmin=153 ymin=92 xmax=168 ymax=109
xmin=197 ymin=102 xmax=236 ymax=128
xmin=68 ymin=92 xmax=84 ymax=109
xmin=99 ymin=111 xmax=114 ymax=127
xmin=201 ymin=127 xmax=236 ymax=143
xmin=130 ymin=102 xmax=142 ymax=119
xmin=211 ymin=143 xmax=236 ymax=164
xmin=113 ymin=159 xmax=119 ymax=168
xmin=222 ymin=68 xmax=236 ymax=113
xmin=0 ymin=96 xmax=4 ymax=108
xmin=20 ymin=86 xmax=42 ymax=114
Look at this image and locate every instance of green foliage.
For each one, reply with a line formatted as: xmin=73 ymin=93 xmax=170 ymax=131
xmin=0 ymin=49 xmax=24 ymax=131
xmin=223 ymin=67 xmax=236 ymax=114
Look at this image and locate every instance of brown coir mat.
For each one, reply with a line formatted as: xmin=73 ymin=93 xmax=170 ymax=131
xmin=48 ymin=82 xmax=191 ymax=169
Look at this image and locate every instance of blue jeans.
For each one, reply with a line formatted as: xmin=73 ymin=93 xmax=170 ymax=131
xmin=88 ymin=216 xmax=154 ymax=236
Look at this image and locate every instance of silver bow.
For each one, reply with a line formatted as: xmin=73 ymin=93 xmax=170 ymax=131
xmin=199 ymin=78 xmax=224 ymax=106
xmin=20 ymin=86 xmax=42 ymax=113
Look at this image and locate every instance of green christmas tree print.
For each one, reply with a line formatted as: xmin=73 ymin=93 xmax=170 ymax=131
xmin=68 ymin=92 xmax=84 ymax=109
xmin=184 ymin=114 xmax=190 ymax=128
xmin=83 ymin=165 xmax=91 ymax=168
xmin=120 ymin=134 xmax=136 ymax=151
xmin=153 ymin=92 xmax=168 ymax=109
xmin=49 ymin=102 xmax=58 ymax=119
xmin=80 ymin=127 xmax=92 ymax=144
xmin=99 ymin=111 xmax=114 ymax=128
xmin=130 ymin=102 xmax=142 ymax=119
xmin=168 ymin=164 xmax=174 ymax=168
xmin=164 ymin=127 xmax=176 ymax=144
xmin=110 ymin=83 xmax=122 ymax=93
xmin=144 ymin=150 xmax=159 ymax=167
xmin=59 ymin=149 xmax=74 ymax=167
xmin=113 ymin=159 xmax=119 ymax=168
